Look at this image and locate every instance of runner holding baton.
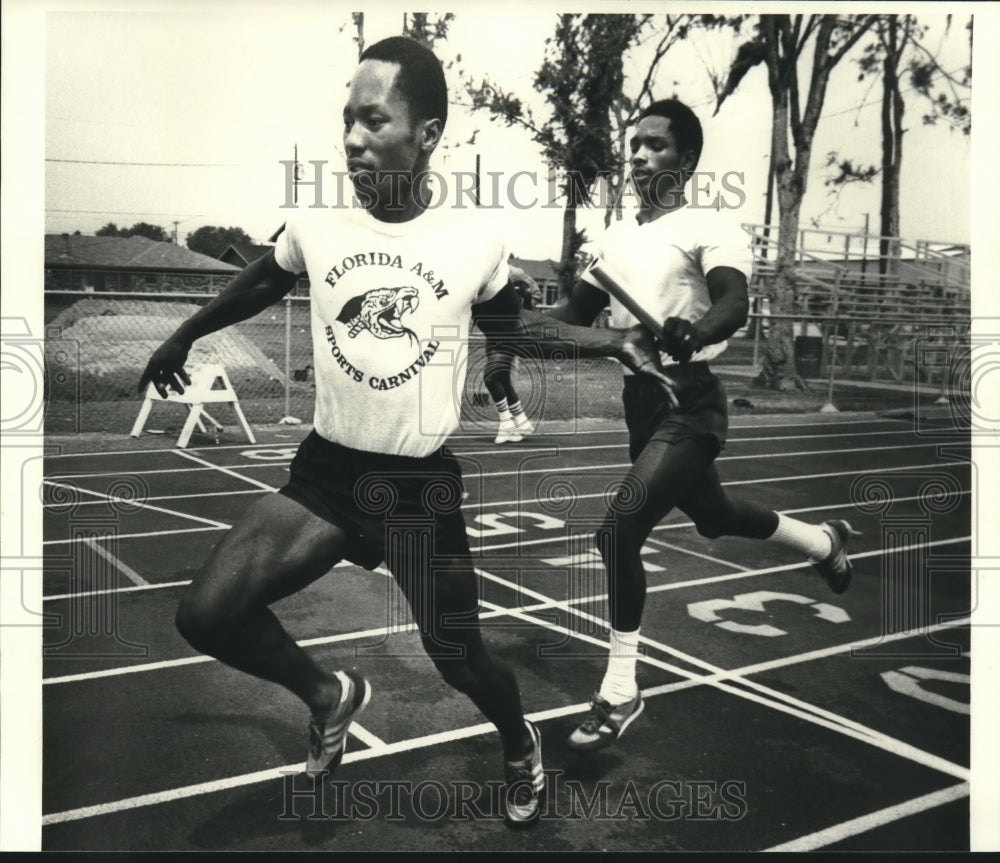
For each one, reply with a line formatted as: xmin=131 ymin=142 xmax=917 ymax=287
xmin=549 ymin=99 xmax=857 ymax=754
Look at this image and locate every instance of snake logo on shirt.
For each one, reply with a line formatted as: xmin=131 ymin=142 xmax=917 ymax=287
xmin=336 ymin=286 xmax=420 ymax=343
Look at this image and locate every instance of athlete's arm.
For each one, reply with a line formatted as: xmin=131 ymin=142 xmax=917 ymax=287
xmin=660 ymin=266 xmax=750 ymax=364
xmin=138 ymin=250 xmax=300 ymax=397
xmin=473 ymin=282 xmax=677 ymax=404
xmin=544 ymin=279 xmax=609 ymax=327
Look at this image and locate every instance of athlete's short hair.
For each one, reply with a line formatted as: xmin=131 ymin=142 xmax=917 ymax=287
xmin=360 ymin=36 xmax=448 ymax=129
xmin=638 ymin=99 xmax=703 ymax=170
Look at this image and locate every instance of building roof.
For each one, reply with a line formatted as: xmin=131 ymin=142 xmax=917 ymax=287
xmin=45 ymin=234 xmax=241 ymax=272
xmin=510 ymin=256 xmax=559 ymax=282
xmin=218 ymin=242 xmax=274 ymax=266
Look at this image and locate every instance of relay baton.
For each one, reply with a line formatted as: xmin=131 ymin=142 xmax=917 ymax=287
xmin=586 ymin=257 xmax=663 ymax=338
xmin=584 ymin=253 xmax=679 ymax=407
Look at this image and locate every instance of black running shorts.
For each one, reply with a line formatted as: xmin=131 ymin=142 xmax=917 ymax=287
xmin=278 ymin=431 xmax=471 ymax=570
xmin=622 ymin=362 xmax=728 ymax=462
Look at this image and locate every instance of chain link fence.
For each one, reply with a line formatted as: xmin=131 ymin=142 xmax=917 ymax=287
xmin=43 ymin=281 xmax=969 ymax=436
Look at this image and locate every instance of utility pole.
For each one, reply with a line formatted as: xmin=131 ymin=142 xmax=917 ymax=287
xmin=474 ymin=153 xmax=481 ymax=207
xmin=861 ymin=211 xmax=870 ymax=276
xmin=172 ymin=221 xmax=179 ymax=244
xmin=762 ymin=149 xmax=775 ymax=260
xmin=352 ymin=12 xmax=364 ymax=60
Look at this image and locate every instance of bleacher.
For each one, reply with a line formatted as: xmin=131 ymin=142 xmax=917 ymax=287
xmin=743 ymin=224 xmax=970 ymax=383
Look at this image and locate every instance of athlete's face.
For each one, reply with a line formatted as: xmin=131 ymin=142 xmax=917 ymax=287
xmin=343 ymin=60 xmax=440 ymax=210
xmin=629 ymin=115 xmax=696 ymax=207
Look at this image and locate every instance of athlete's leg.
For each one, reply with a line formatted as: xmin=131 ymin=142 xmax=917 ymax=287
xmin=568 ymin=437 xmax=715 ymax=750
xmin=485 ymin=345 xmax=530 ymax=442
xmin=388 ymin=552 xmax=533 ymax=762
xmin=679 ymin=462 xmax=835 ymax=557
xmin=677 ymin=462 xmax=855 ymax=593
xmin=677 ymin=462 xmax=778 ymax=541
xmin=483 ymin=344 xmax=519 ymax=405
xmin=597 ymin=437 xmax=718 ymax=632
xmin=175 ymin=492 xmax=355 ymax=716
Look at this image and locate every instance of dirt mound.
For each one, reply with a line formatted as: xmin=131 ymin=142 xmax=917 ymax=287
xmin=46 ymin=299 xmax=288 ymax=401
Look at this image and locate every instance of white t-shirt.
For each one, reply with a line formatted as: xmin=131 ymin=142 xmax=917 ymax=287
xmin=581 ymin=204 xmax=753 ymax=367
xmin=275 ymin=203 xmax=508 ymax=457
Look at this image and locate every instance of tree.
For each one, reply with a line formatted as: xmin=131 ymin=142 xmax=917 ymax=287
xmin=402 ymin=12 xmax=454 ymax=48
xmin=826 ymin=15 xmax=971 ymax=275
xmin=186 ymin=225 xmax=255 ymax=258
xmin=714 ymin=14 xmax=876 ymax=390
xmin=95 ymin=220 xmax=171 ymax=241
xmin=534 ymin=14 xmax=641 ymax=295
xmin=347 ymin=11 xmax=453 ymax=59
xmin=126 ymin=221 xmax=171 ymax=242
xmin=908 ymin=15 xmax=971 ymax=135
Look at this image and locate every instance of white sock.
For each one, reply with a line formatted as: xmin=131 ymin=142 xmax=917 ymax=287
xmin=509 ymin=400 xmax=524 ymax=416
xmin=769 ymin=514 xmax=832 ymax=561
xmin=598 ymin=628 xmax=641 ymax=705
xmin=494 ymin=397 xmax=509 ymax=416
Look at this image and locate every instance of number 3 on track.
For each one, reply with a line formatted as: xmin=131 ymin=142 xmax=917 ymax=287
xmin=686 ymin=590 xmax=850 ymax=637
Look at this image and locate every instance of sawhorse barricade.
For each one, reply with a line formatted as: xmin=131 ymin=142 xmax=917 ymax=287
xmin=131 ymin=363 xmax=256 ymax=448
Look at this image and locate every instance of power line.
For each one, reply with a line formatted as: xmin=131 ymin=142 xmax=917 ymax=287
xmin=45 ymin=158 xmax=257 ymax=167
xmin=46 ymin=209 xmax=203 ymax=217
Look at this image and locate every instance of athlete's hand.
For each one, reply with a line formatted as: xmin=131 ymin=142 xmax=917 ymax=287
xmin=660 ymin=317 xmax=705 ymax=364
xmin=138 ymin=338 xmax=192 ymax=398
xmin=620 ymin=325 xmax=679 ymax=408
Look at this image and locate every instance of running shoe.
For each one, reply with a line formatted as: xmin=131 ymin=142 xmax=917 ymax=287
xmin=512 ymin=412 xmax=535 ymax=438
xmin=306 ymin=669 xmax=371 ymax=776
xmin=567 ymin=690 xmax=644 ymax=752
xmin=503 ymin=720 xmax=545 ymax=826
xmin=495 ymin=415 xmax=523 ymax=444
xmin=811 ymin=519 xmax=858 ymax=595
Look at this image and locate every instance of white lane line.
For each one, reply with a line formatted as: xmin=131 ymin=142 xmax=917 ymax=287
xmin=477 ymin=492 xmax=969 ymax=555
xmin=47 ymin=439 xmax=968 ymax=489
xmin=39 ymin=718 xmax=500 ymax=826
xmin=45 ymin=464 xmax=286 ymax=481
xmin=465 ymin=535 xmax=971 ymax=645
xmin=44 ymin=526 xmax=222 ymax=547
xmin=45 ymin=654 xmax=215 ymax=683
xmin=42 ymin=480 xmax=229 ymax=529
xmin=468 ymin=442 xmax=958 ymax=480
xmin=452 ymin=428 xmax=932 ymax=459
xmin=81 ymin=538 xmax=149 ymax=587
xmin=644 ymin=536 xmax=970 ymax=595
xmin=714 ymin=465 xmax=969 ymax=489
xmin=636 ymin=617 xmax=971 ymax=699
xmin=173 ymin=450 xmax=277 ymax=492
xmin=45 ymin=579 xmax=191 ymax=602
xmin=473 ymin=577 xmax=970 ymax=782
xmin=349 ymin=724 xmax=387 ymax=749
xmin=43 ymin=606 xmax=505 ymax=685
xmin=41 ymin=459 xmax=968 ymax=516
xmin=44 ymin=489 xmax=263 ymax=509
xmin=41 ymin=766 xmax=298 ymax=825
xmin=39 ymin=416 xmax=922 ymax=461
xmin=39 ymin=613 xmax=972 ymax=826
xmin=468 ymin=463 xmax=968 ymax=513
xmin=707 ymin=620 xmax=971 ymax=682
xmin=39 ymin=470 xmax=970 ymax=555
xmin=765 ymin=782 xmax=970 ymax=852
xmin=644 ymin=536 xmax=753 ymax=572
xmin=472 ymin=590 xmax=970 ymax=782
xmin=40 ymin=505 xmax=970 ymax=603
